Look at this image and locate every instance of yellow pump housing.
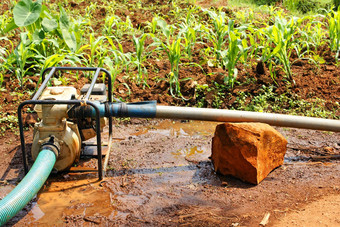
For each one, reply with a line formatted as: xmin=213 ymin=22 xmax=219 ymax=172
xmin=32 ymin=87 xmax=81 ymax=171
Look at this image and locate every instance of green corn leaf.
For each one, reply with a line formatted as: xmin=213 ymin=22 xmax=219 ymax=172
xmin=13 ymin=0 xmax=42 ymax=27
xmin=156 ymin=18 xmax=170 ymax=39
xmin=272 ymin=42 xmax=283 ymax=57
xmin=43 ymin=54 xmax=65 ymax=69
xmin=272 ymin=26 xmax=281 ymax=44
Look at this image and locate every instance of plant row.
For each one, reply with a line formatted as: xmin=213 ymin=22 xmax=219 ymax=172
xmin=0 ymin=0 xmax=339 ymax=99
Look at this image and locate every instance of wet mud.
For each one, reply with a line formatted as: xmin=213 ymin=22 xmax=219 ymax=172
xmin=2 ymin=119 xmax=339 ymax=226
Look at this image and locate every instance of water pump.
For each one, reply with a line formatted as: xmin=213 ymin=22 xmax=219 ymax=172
xmin=31 ymin=85 xmax=108 ymax=171
xmin=18 ymin=67 xmax=117 ymax=180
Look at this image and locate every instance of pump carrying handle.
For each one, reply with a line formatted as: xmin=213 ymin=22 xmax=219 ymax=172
xmin=18 ymin=67 xmax=114 ymax=179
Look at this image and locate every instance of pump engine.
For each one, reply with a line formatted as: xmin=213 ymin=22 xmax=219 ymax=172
xmin=31 ymin=84 xmax=107 ymax=171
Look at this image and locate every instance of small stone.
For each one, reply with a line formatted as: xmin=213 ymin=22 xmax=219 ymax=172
xmin=211 ymin=123 xmax=287 ymax=184
xmin=22 ymin=113 xmax=38 ymax=126
xmin=221 ymin=181 xmax=228 ymax=187
xmin=323 ymin=147 xmax=334 ymax=153
xmin=256 ymin=60 xmax=266 ymax=74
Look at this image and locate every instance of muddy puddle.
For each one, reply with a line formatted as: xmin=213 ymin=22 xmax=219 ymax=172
xmin=6 ymin=120 xmax=340 ymax=226
xmin=20 ymin=175 xmax=116 ymax=225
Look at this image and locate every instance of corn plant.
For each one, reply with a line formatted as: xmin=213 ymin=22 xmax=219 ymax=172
xmin=166 ymin=38 xmax=183 ymax=97
xmin=0 ymin=37 xmax=14 ymax=87
xmin=104 ymin=14 xmax=134 ymax=39
xmin=204 ymin=9 xmax=230 ymax=62
xmin=181 ymin=26 xmax=197 ymax=60
xmin=146 ymin=17 xmax=158 ymax=34
xmin=328 ymin=9 xmax=340 ymax=60
xmin=178 ymin=22 xmax=200 ymax=60
xmin=10 ymin=33 xmax=36 ymax=87
xmin=301 ymin=19 xmax=327 ymax=52
xmin=132 ymin=33 xmax=150 ymax=84
xmin=84 ymin=2 xmax=98 ymax=19
xmin=0 ymin=38 xmax=10 ymax=87
xmin=219 ymin=31 xmax=249 ymax=87
xmin=152 ymin=18 xmax=186 ymax=97
xmin=261 ymin=16 xmax=302 ymax=83
xmin=177 ymin=6 xmax=204 ymax=60
xmin=105 ymin=36 xmax=132 ymax=86
xmin=154 ymin=37 xmax=183 ymax=97
xmin=204 ymin=9 xmax=250 ymax=68
xmin=104 ymin=49 xmax=131 ymax=93
xmin=82 ymin=34 xmax=106 ymax=67
xmin=0 ymin=10 xmax=14 ymax=35
xmin=235 ymin=9 xmax=254 ymax=24
xmin=31 ymin=53 xmax=69 ymax=87
xmin=104 ymin=15 xmax=118 ymax=36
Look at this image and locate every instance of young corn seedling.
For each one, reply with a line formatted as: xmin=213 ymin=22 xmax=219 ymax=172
xmin=83 ymin=34 xmax=106 ymax=67
xmin=11 ymin=33 xmax=36 ymax=87
xmin=219 ymin=31 xmax=249 ymax=87
xmin=154 ymin=37 xmax=183 ymax=97
xmin=0 ymin=38 xmax=13 ymax=88
xmin=262 ymin=16 xmax=302 ymax=84
xmin=204 ymin=9 xmax=248 ymax=67
xmin=104 ymin=14 xmax=134 ymax=39
xmin=146 ymin=17 xmax=158 ymax=34
xmin=106 ymin=36 xmax=132 ymax=72
xmin=166 ymin=38 xmax=183 ymax=97
xmin=328 ymin=9 xmax=340 ymax=61
xmin=104 ymin=14 xmax=119 ymax=36
xmin=300 ymin=19 xmax=326 ymax=55
xmin=181 ymin=27 xmax=197 ymax=60
xmin=105 ymin=36 xmax=132 ymax=88
xmin=235 ymin=9 xmax=254 ymax=24
xmin=203 ymin=9 xmax=230 ymax=62
xmin=104 ymin=54 xmax=129 ymax=91
xmin=178 ymin=22 xmax=202 ymax=61
xmin=132 ymin=33 xmax=149 ymax=85
xmin=152 ymin=18 xmax=187 ymax=97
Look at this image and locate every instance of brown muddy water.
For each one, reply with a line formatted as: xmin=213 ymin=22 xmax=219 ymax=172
xmin=3 ymin=119 xmax=340 ymax=226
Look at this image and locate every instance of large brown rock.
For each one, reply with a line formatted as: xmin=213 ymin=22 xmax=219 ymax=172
xmin=211 ymin=123 xmax=287 ymax=184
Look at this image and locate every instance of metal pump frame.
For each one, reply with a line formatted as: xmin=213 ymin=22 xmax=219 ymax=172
xmin=18 ymin=67 xmax=113 ymax=180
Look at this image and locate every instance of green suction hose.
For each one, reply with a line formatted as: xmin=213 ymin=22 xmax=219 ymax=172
xmin=0 ymin=148 xmax=57 ymax=225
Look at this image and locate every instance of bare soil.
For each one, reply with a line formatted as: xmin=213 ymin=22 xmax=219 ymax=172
xmin=1 ymin=119 xmax=339 ymax=226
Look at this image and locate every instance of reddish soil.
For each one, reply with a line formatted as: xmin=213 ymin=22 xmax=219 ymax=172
xmin=0 ymin=120 xmax=339 ymax=226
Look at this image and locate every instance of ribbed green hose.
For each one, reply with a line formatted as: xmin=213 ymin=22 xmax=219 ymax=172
xmin=0 ymin=149 xmax=56 ymax=226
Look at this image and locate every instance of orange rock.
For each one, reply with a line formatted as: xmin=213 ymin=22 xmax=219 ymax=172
xmin=211 ymin=123 xmax=287 ymax=184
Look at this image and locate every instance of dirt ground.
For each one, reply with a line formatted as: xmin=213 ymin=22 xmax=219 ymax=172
xmin=0 ymin=119 xmax=339 ymax=226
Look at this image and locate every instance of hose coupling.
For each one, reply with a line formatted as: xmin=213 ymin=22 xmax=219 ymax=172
xmin=41 ymin=135 xmax=60 ymax=158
